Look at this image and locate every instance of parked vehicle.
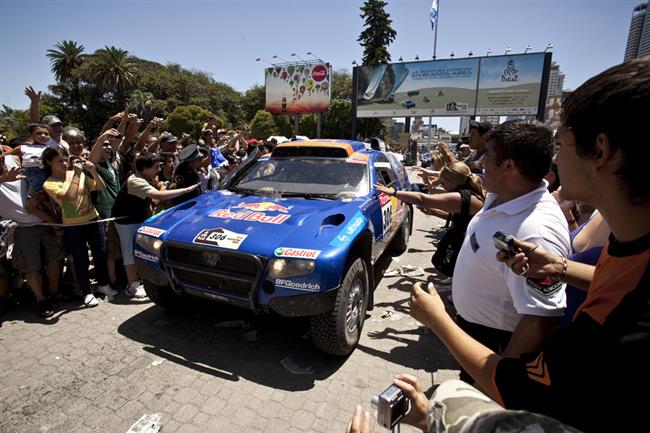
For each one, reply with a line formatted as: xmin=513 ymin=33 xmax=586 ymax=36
xmin=401 ymin=99 xmax=416 ymax=109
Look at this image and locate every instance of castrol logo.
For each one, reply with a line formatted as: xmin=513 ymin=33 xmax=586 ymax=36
xmin=311 ymin=65 xmax=327 ymax=82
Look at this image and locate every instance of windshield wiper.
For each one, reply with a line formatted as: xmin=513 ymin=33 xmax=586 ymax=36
xmin=280 ymin=192 xmax=336 ymax=200
xmin=229 ymin=186 xmax=257 ymax=195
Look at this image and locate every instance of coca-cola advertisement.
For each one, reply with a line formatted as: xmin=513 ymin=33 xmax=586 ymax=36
xmin=265 ymin=62 xmax=331 ymax=114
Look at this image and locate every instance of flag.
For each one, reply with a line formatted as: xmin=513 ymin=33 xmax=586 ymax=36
xmin=430 ymin=0 xmax=438 ymax=31
xmin=210 ymin=147 xmax=227 ymax=167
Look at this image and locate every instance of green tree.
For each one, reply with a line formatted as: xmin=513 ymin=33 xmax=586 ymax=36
xmin=250 ymin=110 xmax=277 ymax=140
xmin=161 ymin=105 xmax=217 ymax=139
xmin=241 ymin=85 xmax=266 ymax=122
xmin=358 ymin=0 xmax=397 ymax=66
xmin=322 ymin=100 xmax=352 ymax=138
xmin=129 ymin=89 xmax=156 ymax=122
xmin=46 ymin=40 xmax=87 ymax=83
xmin=299 ymin=114 xmax=317 ymax=138
xmin=273 ymin=115 xmax=294 ymax=138
xmin=86 ymin=46 xmax=138 ymax=107
xmin=331 ymin=69 xmax=353 ymax=102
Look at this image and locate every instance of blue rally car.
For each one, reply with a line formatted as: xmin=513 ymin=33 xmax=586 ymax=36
xmin=134 ymin=139 xmax=412 ymax=355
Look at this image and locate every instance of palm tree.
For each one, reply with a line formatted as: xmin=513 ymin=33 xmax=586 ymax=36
xmin=129 ymin=89 xmax=155 ymax=121
xmin=89 ymin=46 xmax=138 ymax=106
xmin=46 ymin=40 xmax=87 ymax=83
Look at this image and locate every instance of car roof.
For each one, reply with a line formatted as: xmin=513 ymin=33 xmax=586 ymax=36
xmin=273 ymin=139 xmax=369 ymax=158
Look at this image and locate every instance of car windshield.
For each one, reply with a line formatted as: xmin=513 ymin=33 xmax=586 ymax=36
xmin=231 ymin=157 xmax=370 ymax=198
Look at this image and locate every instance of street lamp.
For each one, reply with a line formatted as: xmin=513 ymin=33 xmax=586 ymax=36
xmin=505 ymin=47 xmax=512 ymax=55
xmin=486 ymin=48 xmax=492 ymax=56
xmin=291 ymin=53 xmax=308 ymax=63
xmin=544 ymin=43 xmax=554 ymax=52
xmin=450 ymin=52 xmax=455 ymax=59
xmin=398 ymin=56 xmax=404 ymax=62
xmin=415 ymin=55 xmax=419 ymax=61
xmin=468 ymin=51 xmax=474 ymax=57
xmin=256 ymin=57 xmax=277 ymax=66
xmin=306 ymin=51 xmax=323 ymax=62
xmin=524 ymin=45 xmax=532 ymax=54
xmin=352 ymin=60 xmax=358 ymax=66
xmin=272 ymin=54 xmax=289 ymax=63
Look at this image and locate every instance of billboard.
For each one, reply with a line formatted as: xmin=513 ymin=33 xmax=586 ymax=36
xmin=476 ymin=53 xmax=546 ymax=115
xmin=265 ymin=63 xmax=331 ymax=115
xmin=356 ymin=59 xmax=479 ymax=118
xmin=355 ymin=53 xmax=550 ymax=118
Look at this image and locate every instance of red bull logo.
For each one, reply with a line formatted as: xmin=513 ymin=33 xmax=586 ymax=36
xmin=235 ymin=202 xmax=292 ymax=213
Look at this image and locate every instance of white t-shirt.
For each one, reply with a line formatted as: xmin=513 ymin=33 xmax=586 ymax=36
xmin=452 ymin=182 xmax=571 ymax=332
xmin=0 ymin=156 xmax=42 ymax=224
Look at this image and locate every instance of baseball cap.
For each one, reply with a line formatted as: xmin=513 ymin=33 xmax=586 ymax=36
xmin=468 ymin=119 xmax=493 ymax=134
xmin=42 ymin=115 xmax=63 ymax=126
xmin=178 ymin=143 xmax=206 ymax=163
xmin=159 ymin=134 xmax=178 ymax=144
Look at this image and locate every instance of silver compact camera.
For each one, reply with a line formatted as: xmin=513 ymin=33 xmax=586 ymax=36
xmin=371 ymin=384 xmax=410 ymax=430
xmin=492 ymin=230 xmax=518 ymax=256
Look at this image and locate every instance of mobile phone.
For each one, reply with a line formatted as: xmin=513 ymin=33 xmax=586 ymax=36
xmin=492 ymin=231 xmax=518 ymax=256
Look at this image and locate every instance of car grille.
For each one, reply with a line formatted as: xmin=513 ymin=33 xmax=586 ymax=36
xmin=163 ymin=243 xmax=264 ymax=302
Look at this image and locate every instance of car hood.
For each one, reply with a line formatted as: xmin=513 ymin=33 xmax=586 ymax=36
xmin=145 ymin=190 xmax=369 ymax=254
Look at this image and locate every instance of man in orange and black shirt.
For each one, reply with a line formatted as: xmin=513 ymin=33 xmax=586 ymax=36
xmin=402 ymin=58 xmax=650 ymax=433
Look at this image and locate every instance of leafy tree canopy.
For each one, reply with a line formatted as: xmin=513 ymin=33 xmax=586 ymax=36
xmin=358 ymin=0 xmax=396 ymax=66
xmin=250 ymin=110 xmax=277 ymax=140
xmin=161 ymin=105 xmax=220 ymax=139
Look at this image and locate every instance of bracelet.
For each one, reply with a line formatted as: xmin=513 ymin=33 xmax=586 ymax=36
xmin=558 ymin=257 xmax=568 ymax=280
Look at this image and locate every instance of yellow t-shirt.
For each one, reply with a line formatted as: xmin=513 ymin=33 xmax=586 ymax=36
xmin=44 ymin=172 xmax=98 ymax=224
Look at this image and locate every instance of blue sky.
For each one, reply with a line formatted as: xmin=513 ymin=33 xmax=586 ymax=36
xmin=0 ymin=0 xmax=638 ymax=132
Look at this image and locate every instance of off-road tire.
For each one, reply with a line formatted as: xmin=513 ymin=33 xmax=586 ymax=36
xmin=143 ymin=281 xmax=185 ymax=310
xmin=310 ymin=257 xmax=369 ymax=356
xmin=390 ymin=206 xmax=411 ymax=255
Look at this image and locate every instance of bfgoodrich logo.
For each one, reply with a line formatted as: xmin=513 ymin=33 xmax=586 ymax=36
xmin=275 ymin=279 xmax=320 ymax=292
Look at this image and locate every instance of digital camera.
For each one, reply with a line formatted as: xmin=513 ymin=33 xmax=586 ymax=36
xmin=371 ymin=384 xmax=410 ymax=429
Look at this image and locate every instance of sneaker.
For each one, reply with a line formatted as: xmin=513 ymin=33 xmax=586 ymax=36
xmin=83 ymin=294 xmax=99 ymax=308
xmin=37 ymin=300 xmax=54 ymax=318
xmin=96 ymin=284 xmax=118 ymax=297
xmin=126 ymin=283 xmax=147 ymax=299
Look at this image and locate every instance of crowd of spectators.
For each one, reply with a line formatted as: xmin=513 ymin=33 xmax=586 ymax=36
xmin=0 ymin=91 xmax=278 ymax=317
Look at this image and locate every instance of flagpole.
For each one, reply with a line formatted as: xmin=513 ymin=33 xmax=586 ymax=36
xmin=433 ymin=0 xmax=439 ymax=59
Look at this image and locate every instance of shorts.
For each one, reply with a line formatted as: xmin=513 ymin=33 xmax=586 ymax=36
xmin=113 ymin=223 xmax=139 ymax=266
xmin=105 ymin=221 xmax=123 ymax=261
xmin=24 ymin=167 xmax=48 ymax=196
xmin=12 ymin=226 xmax=65 ymax=273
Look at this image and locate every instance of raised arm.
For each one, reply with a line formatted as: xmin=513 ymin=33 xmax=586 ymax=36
xmin=89 ymin=129 xmax=121 ymax=164
xmin=83 ymin=160 xmax=106 ymax=192
xmin=147 ymin=183 xmax=198 ymax=201
xmin=25 ymin=86 xmax=42 ymax=122
xmin=134 ymin=117 xmax=162 ymax=154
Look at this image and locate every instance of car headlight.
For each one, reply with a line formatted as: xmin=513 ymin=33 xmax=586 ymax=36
xmin=135 ymin=234 xmax=163 ymax=255
xmin=267 ymin=259 xmax=315 ymax=278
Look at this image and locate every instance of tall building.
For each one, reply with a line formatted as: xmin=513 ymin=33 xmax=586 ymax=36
xmin=547 ymin=62 xmax=565 ymax=103
xmin=624 ymin=2 xmax=650 ymax=61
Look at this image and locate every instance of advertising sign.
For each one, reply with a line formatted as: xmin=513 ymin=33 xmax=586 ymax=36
xmin=265 ymin=63 xmax=331 ymax=114
xmin=356 ymin=59 xmax=479 ymax=118
xmin=354 ymin=53 xmax=550 ymax=118
xmin=476 ymin=53 xmax=546 ymax=115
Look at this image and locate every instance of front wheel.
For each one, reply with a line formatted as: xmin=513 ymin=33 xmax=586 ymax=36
xmin=310 ymin=257 xmax=369 ymax=356
xmin=143 ymin=281 xmax=186 ymax=310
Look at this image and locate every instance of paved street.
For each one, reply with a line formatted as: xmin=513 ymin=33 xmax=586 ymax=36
xmin=0 ymin=174 xmax=460 ymax=433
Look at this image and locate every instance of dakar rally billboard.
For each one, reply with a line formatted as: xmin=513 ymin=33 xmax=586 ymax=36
xmin=355 ymin=52 xmax=550 ymax=118
xmin=265 ymin=63 xmax=331 ymax=115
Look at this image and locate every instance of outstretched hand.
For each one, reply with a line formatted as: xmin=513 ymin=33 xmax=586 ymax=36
xmin=373 ymin=183 xmax=393 ymax=196
xmin=408 ymin=282 xmax=446 ymax=329
xmin=0 ymin=166 xmax=26 ymax=182
xmin=24 ymin=86 xmax=42 ymax=102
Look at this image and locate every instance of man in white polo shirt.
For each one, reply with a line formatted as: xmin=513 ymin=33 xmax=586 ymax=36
xmin=451 ymin=120 xmax=570 ymax=380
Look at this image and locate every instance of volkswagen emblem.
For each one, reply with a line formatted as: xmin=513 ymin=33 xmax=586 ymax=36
xmin=203 ymin=252 xmax=220 ymax=267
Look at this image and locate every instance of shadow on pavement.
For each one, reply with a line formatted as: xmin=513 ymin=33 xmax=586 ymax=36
xmin=117 ymin=301 xmax=346 ymax=391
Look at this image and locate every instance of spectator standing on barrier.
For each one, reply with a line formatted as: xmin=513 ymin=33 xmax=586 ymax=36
xmin=111 ymin=154 xmax=199 ymax=298
xmin=0 ymin=154 xmax=64 ymax=318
